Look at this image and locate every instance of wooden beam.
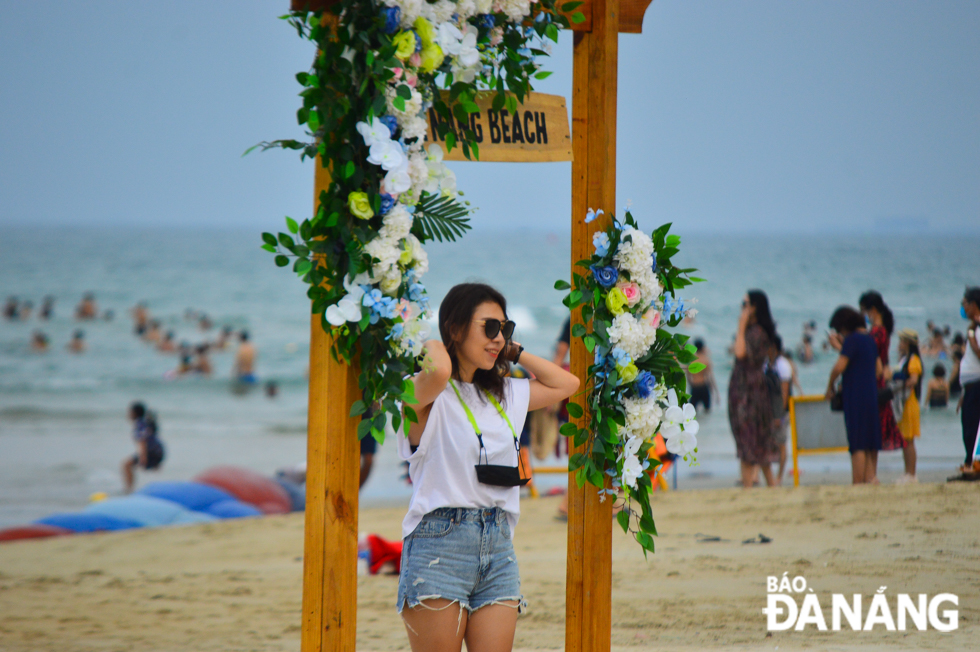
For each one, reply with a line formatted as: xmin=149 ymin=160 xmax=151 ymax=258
xmin=565 ymin=1 xmax=617 ymax=651
xmin=564 ymin=0 xmax=653 ymax=33
xmin=302 ymin=162 xmax=361 ymax=652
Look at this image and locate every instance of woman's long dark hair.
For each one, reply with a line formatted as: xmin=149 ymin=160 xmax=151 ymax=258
xmin=901 ymin=336 xmax=923 ymax=401
xmin=747 ymin=289 xmax=777 ymax=345
xmin=858 ymin=290 xmax=894 ymax=335
xmin=439 ymin=283 xmax=510 ymax=402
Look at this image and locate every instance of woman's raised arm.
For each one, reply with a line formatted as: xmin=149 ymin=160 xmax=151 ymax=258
xmin=510 ymin=344 xmax=580 ymax=412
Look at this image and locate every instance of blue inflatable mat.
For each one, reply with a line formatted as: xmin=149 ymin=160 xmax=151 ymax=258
xmin=85 ymin=495 xmax=216 ymax=527
xmin=205 ymin=499 xmax=262 ymax=519
xmin=36 ymin=513 xmax=142 ymax=533
xmin=138 ymin=481 xmax=235 ymax=512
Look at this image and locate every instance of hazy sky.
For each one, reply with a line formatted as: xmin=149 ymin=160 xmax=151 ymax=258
xmin=1 ymin=1 xmax=977 ymax=233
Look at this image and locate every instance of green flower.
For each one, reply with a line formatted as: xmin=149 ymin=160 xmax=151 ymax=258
xmin=348 ymin=191 xmax=374 ymax=220
xmin=616 ymin=362 xmax=639 ymax=384
xmin=392 ymin=31 xmax=416 ymax=61
xmin=605 ymin=287 xmax=629 ymax=316
xmin=413 ymin=17 xmax=436 ymax=47
xmin=419 ymin=43 xmax=444 ymax=73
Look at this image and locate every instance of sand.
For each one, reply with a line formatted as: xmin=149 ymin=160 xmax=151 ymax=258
xmin=1 ymin=482 xmax=977 ymax=651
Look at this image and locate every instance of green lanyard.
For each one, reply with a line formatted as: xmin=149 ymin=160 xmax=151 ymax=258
xmin=448 ymin=379 xmax=518 ymax=447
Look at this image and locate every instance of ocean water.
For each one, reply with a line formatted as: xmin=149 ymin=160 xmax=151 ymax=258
xmin=0 ymin=226 xmax=976 ymax=527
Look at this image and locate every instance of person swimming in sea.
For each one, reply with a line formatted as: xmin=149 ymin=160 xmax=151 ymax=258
xmin=233 ymin=331 xmax=257 ymax=384
xmin=75 ymin=293 xmax=97 ymax=320
xmin=39 ymin=296 xmax=54 ymax=320
xmin=67 ymin=329 xmax=86 ymax=353
xmin=927 ymin=363 xmax=949 ymax=409
xmin=31 ymin=330 xmax=49 ymax=352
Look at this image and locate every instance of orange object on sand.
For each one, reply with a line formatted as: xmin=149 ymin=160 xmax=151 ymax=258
xmin=194 ymin=466 xmax=292 ymax=514
xmin=647 ymin=433 xmax=672 ymax=492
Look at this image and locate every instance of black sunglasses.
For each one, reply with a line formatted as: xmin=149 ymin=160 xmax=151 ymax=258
xmin=476 ymin=318 xmax=516 ymax=340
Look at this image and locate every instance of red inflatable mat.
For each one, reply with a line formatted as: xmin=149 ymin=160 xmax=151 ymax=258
xmin=0 ymin=524 xmax=73 ymax=543
xmin=194 ymin=466 xmax=291 ymax=514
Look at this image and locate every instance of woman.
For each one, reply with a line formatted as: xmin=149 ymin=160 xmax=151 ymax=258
xmin=927 ymin=364 xmax=950 ymax=408
xmin=893 ymin=329 xmax=922 ymax=482
xmin=728 ymin=289 xmax=779 ymax=488
xmin=397 ymin=283 xmax=579 ymax=652
xmin=826 ymin=306 xmax=882 ymax=484
xmin=858 ymin=291 xmax=911 ymax=474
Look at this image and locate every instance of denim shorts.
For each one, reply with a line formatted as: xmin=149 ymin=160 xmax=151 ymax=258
xmin=397 ymin=507 xmax=523 ymax=614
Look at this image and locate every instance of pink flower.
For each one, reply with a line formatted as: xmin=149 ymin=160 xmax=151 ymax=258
xmin=397 ymin=299 xmax=412 ymax=320
xmin=405 ymin=73 xmax=418 ymax=88
xmin=616 ymin=282 xmax=641 ymax=306
xmin=409 ymin=52 xmax=422 ymax=68
xmin=391 ymin=67 xmax=403 ymax=79
xmin=651 ymin=311 xmax=661 ymax=329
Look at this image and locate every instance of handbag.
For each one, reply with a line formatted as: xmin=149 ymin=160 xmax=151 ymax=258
xmin=829 ymin=383 xmax=844 ymax=412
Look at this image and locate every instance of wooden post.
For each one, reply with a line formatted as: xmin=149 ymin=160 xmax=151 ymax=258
xmin=301 ymin=161 xmax=361 ymax=652
xmin=565 ymin=1 xmax=618 ymax=652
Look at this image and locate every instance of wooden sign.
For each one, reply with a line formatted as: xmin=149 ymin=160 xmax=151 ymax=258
xmin=425 ymin=92 xmax=572 ymax=162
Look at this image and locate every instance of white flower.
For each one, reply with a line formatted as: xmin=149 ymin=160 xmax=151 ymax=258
xmin=606 ymin=312 xmax=657 ymax=360
xmin=380 ymin=270 xmax=401 ymax=296
xmin=364 ymin=235 xmax=401 ymax=275
xmin=325 ymin=283 xmax=366 ymax=326
xmin=621 ymin=454 xmax=643 ymax=489
xmin=437 ymin=22 xmax=464 ymax=56
xmin=385 ymin=85 xmax=423 ymax=122
xmin=384 ymin=204 xmax=413 ymax=241
xmin=368 ymin=140 xmax=407 ymax=171
xmin=456 ymin=0 xmax=478 ymax=19
xmin=661 ymin=388 xmax=699 ymax=456
xmin=455 ymin=30 xmax=480 ymax=67
xmin=475 ymin=0 xmax=493 ymax=14
xmin=402 ymin=115 xmax=429 ymax=142
xmin=408 ymin=152 xmax=429 ymax=197
xmin=622 ymin=396 xmax=662 ymax=439
xmin=356 ymin=118 xmax=391 ymax=147
xmin=384 ymin=166 xmax=413 ymax=194
xmin=406 ymin=234 xmax=428 ymax=276
xmin=665 ymin=429 xmax=697 ymax=457
xmin=387 ymin=0 xmax=422 ymax=28
xmin=622 ymin=435 xmax=643 ymax=458
xmin=613 ymin=227 xmax=656 ymax=290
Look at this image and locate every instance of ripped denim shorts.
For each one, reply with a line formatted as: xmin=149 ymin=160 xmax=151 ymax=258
xmin=396 ymin=507 xmax=523 ymax=614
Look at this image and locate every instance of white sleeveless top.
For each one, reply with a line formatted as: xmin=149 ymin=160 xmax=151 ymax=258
xmin=397 ymin=377 xmax=530 ymax=539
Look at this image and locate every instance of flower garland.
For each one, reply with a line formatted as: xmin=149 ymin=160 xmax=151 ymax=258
xmin=558 ymin=208 xmax=704 ymax=554
xmin=255 ymin=1 xmax=581 ymax=442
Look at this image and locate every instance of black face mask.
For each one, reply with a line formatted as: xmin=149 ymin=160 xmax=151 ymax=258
xmin=474 ymin=434 xmax=529 ymax=487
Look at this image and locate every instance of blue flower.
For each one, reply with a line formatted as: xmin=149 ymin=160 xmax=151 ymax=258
xmin=591 ymin=265 xmax=618 ymax=288
xmin=387 ymin=323 xmax=404 ymax=340
xmin=407 ymin=282 xmax=425 ymax=302
xmin=378 ymin=115 xmax=398 ymax=137
xmin=380 ymin=6 xmax=401 ymax=34
xmin=585 ymin=207 xmax=604 ymax=223
xmin=634 ymin=371 xmax=656 ymax=399
xmin=378 ymin=297 xmax=399 ymax=320
xmin=594 ymin=348 xmax=606 ymax=368
xmin=412 ymin=30 xmax=423 ymax=53
xmin=593 ymin=232 xmax=610 ymax=257
xmin=651 ymin=257 xmax=658 ymax=273
xmin=379 ymin=193 xmax=396 ymax=215
xmin=476 ymin=14 xmax=495 ymax=31
xmin=611 ymin=347 xmax=631 ymax=366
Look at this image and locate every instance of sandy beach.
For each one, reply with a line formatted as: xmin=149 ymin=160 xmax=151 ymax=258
xmin=1 ymin=482 xmax=977 ymax=651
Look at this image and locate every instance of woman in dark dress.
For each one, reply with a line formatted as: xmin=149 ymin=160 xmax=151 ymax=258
xmin=825 ymin=306 xmax=882 ymax=484
xmin=859 ymin=292 xmax=912 ymax=471
xmin=729 ymin=290 xmax=779 ymax=488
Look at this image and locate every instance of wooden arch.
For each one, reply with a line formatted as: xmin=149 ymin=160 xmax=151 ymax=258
xmin=292 ymin=1 xmax=654 ymax=650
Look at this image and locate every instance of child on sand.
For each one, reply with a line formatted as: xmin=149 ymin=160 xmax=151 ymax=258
xmin=121 ymin=402 xmax=165 ymax=493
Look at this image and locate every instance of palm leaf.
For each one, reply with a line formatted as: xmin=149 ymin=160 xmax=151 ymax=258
xmin=413 ymin=192 xmax=474 ymax=243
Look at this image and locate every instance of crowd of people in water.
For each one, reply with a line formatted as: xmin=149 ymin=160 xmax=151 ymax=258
xmin=685 ymin=286 xmax=980 ymax=488
xmin=5 ymin=293 xmax=263 ymax=389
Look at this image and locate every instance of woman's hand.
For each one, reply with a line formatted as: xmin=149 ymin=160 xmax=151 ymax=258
xmin=827 ymin=331 xmax=843 ymax=352
xmin=502 ymin=341 xmax=523 ymax=363
xmin=825 ymin=385 xmax=835 ymax=401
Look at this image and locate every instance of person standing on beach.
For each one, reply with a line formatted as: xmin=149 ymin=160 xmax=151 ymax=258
xmin=957 ymin=287 xmax=980 ymax=470
xmin=233 ymin=331 xmax=257 ymax=384
xmin=825 ymin=307 xmax=882 ymax=484
xmin=688 ymin=338 xmax=718 ymax=413
xmin=122 ymin=402 xmax=165 ymax=493
xmin=768 ymin=336 xmax=793 ymax=485
xmin=729 ymin=290 xmax=778 ymax=488
xmin=893 ymin=329 xmax=922 ymax=483
xmin=396 ymin=283 xmax=578 ymax=651
xmin=858 ymin=291 xmax=911 ymax=476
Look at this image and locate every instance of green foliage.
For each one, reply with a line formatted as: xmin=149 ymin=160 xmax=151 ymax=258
xmin=557 ymin=210 xmax=704 ymax=554
xmin=250 ymin=3 xmax=569 ymax=443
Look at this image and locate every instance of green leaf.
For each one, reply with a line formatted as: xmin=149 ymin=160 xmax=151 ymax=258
xmin=533 ymin=71 xmax=553 ymax=80
xmin=356 ymin=419 xmax=372 ymax=440
xmin=565 ymin=402 xmax=583 ymax=419
xmin=554 ymin=279 xmax=571 ymax=290
xmin=261 ymin=244 xmax=277 ymax=253
xmin=559 ymin=422 xmax=578 ymax=438
xmin=285 ymin=217 xmax=298 ymax=234
xmin=571 ymin=323 xmax=586 ymax=337
xmin=342 ymin=161 xmax=355 ymax=179
xmin=584 ymin=335 xmax=596 ymax=352
xmin=274 ymin=255 xmax=290 ymax=267
xmin=294 ymin=259 xmax=312 ymax=275
xmin=413 ymin=193 xmax=473 ymax=243
xmin=350 ymin=400 xmax=368 ymax=417
xmin=262 ymin=232 xmax=277 ymax=246
xmin=571 ymin=11 xmax=586 ymax=24
xmin=688 ymin=361 xmax=706 ymax=374
xmin=393 ymin=96 xmax=406 ymax=112
xmin=396 ymin=84 xmax=412 ymax=100
xmin=617 ymin=509 xmax=630 ymax=534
